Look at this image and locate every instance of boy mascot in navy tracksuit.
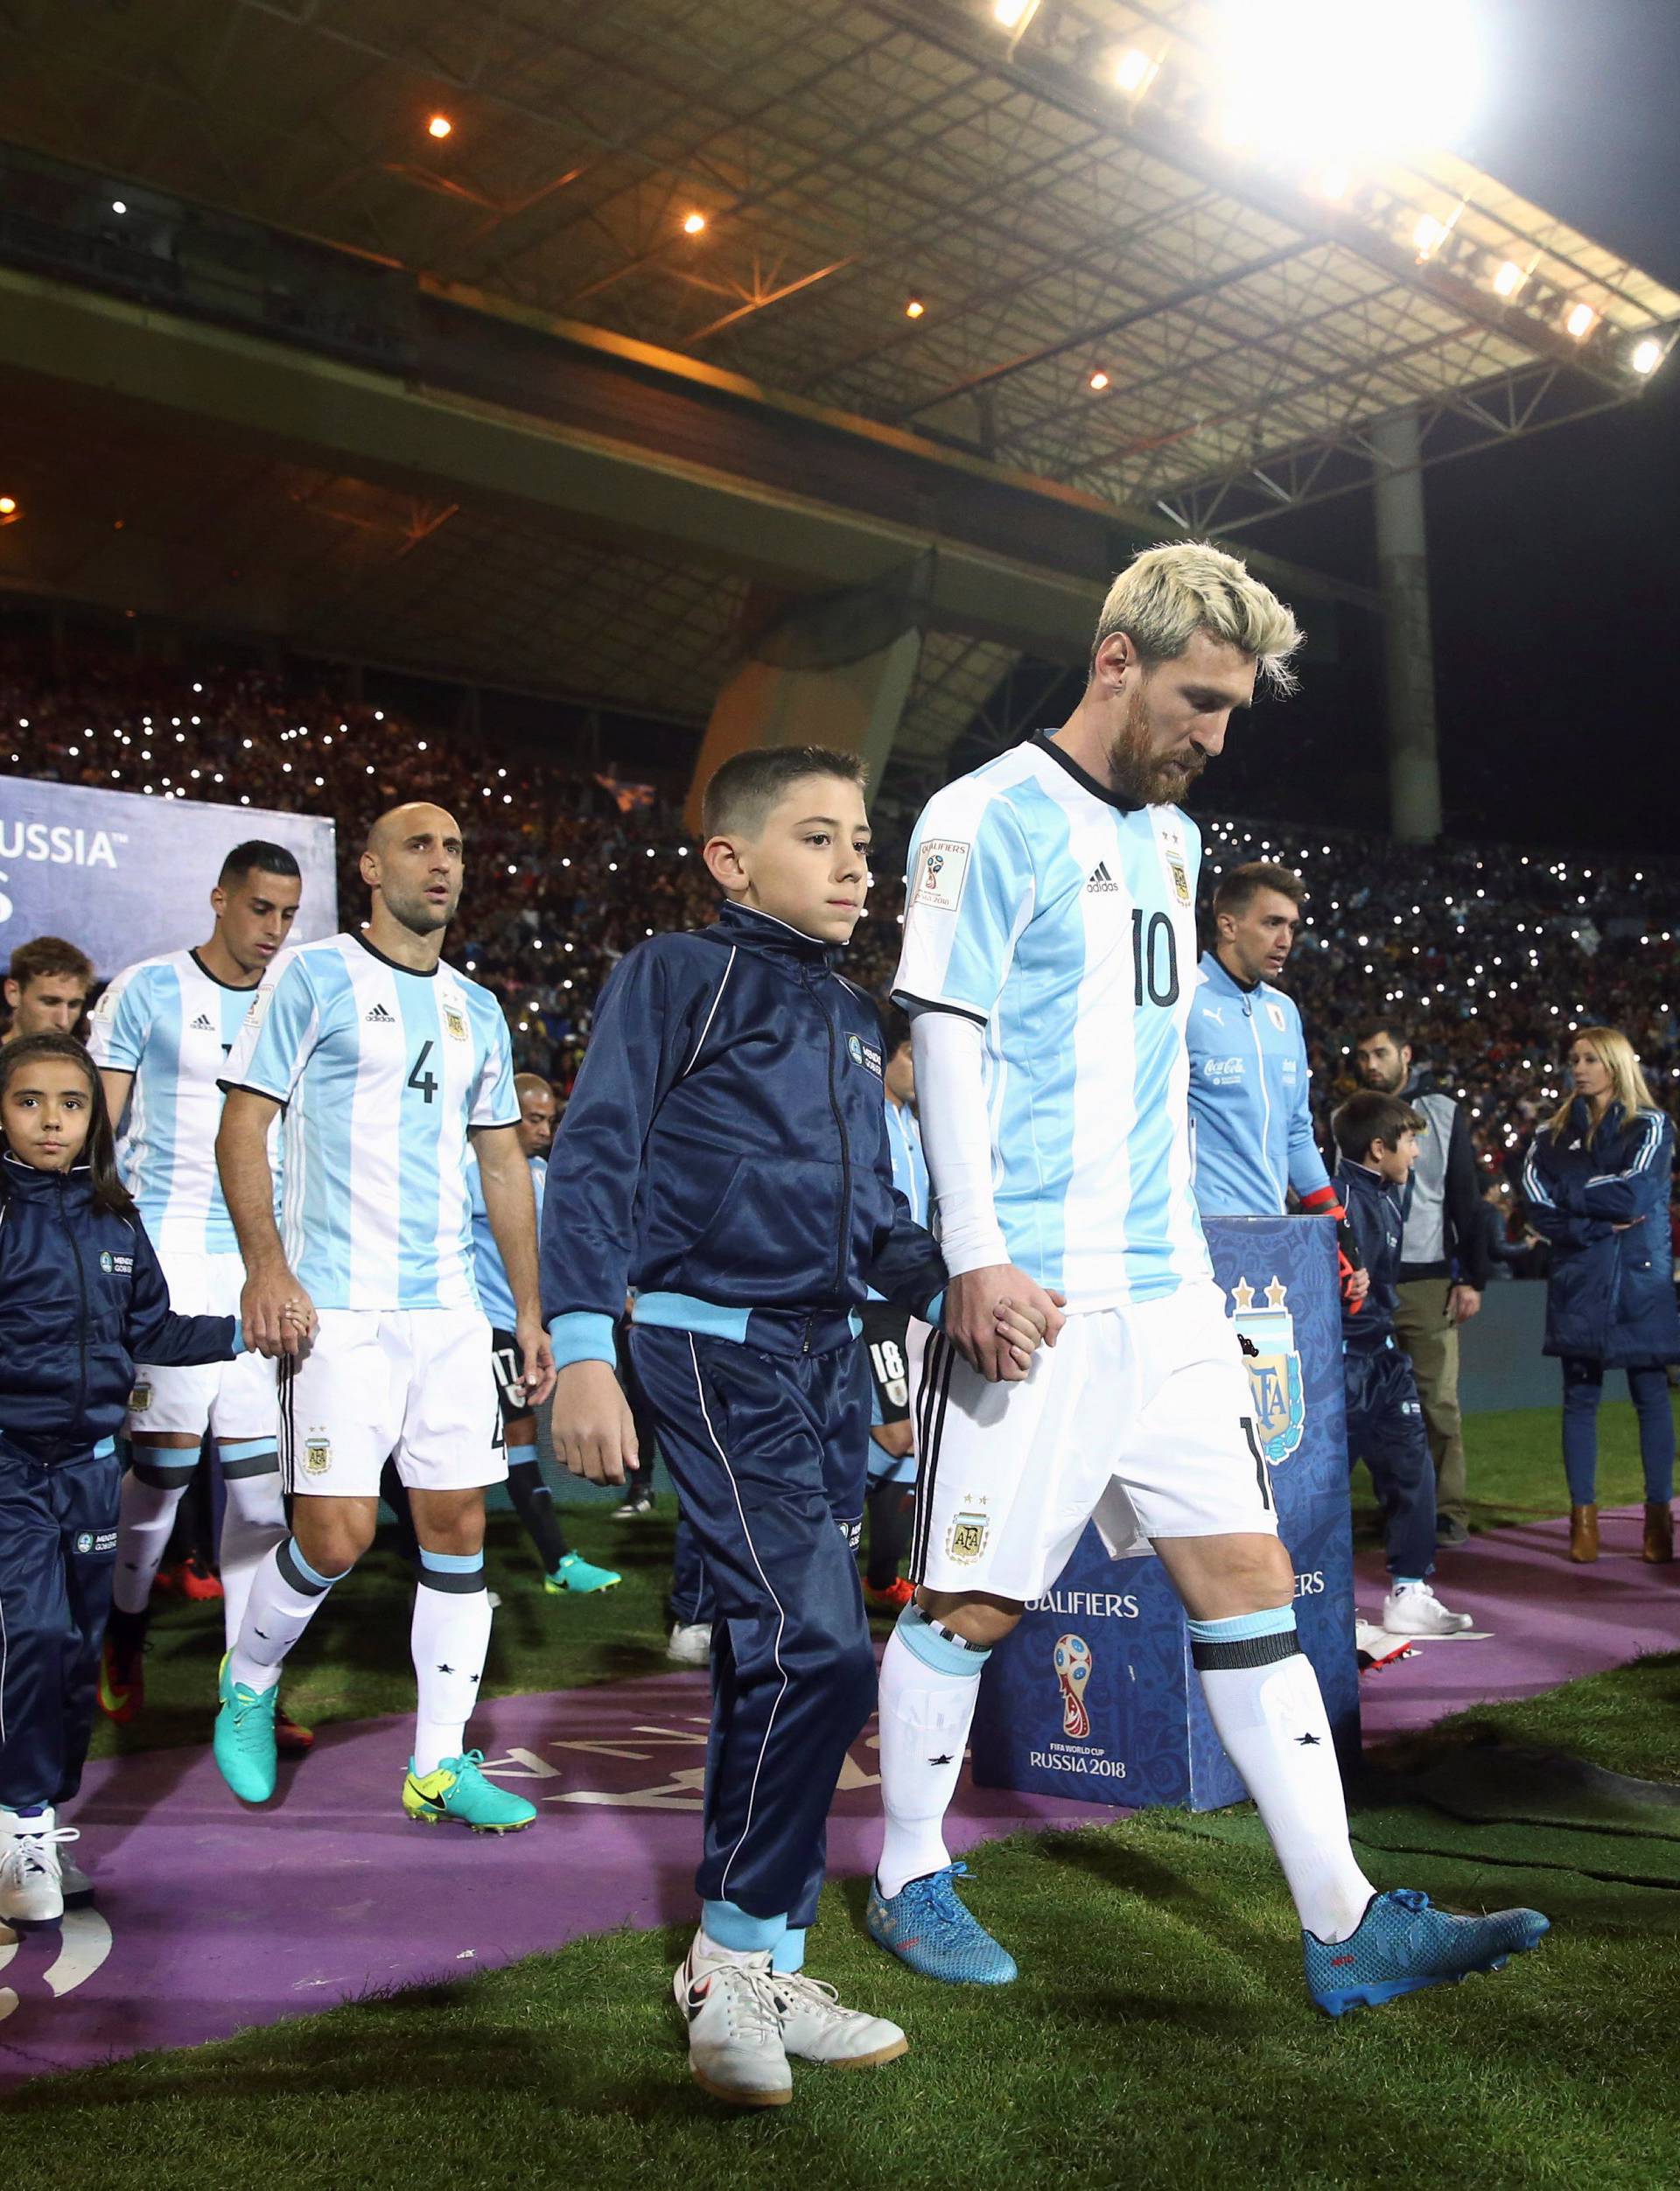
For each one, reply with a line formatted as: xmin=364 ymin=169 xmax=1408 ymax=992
xmin=541 ymin=746 xmax=1050 ymax=2109
xmin=0 ymin=1034 xmax=247 ymax=1924
xmin=1332 ymin=1091 xmax=1475 ymax=1643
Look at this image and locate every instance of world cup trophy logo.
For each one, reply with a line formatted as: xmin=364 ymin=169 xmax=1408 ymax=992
xmin=1054 ymin=1634 xmax=1093 ymax=1740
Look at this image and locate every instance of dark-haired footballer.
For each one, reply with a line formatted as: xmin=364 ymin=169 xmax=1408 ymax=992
xmin=88 ymin=842 xmax=315 ymax=1754
xmin=89 ymin=832 xmax=319 ymax=1744
xmin=542 ymin=744 xmax=1052 ymax=2109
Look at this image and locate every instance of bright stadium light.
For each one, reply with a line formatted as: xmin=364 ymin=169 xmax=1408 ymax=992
xmin=1111 ymin=47 xmax=1158 ymax=96
xmin=428 ymin=115 xmax=452 ymax=140
xmin=1631 ymin=334 xmax=1664 ymax=375
xmin=992 ymin=0 xmax=1040 ymax=30
xmin=682 ymin=210 xmax=707 ymax=235
xmin=1492 ymin=258 xmax=1526 ymax=299
xmin=1209 ymin=0 xmax=1480 ymax=168
xmin=1565 ymin=301 xmax=1597 ymax=340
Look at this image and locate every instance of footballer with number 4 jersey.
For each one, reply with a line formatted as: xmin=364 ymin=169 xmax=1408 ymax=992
xmin=208 ymin=802 xmax=556 ymax=1837
xmin=88 ymin=842 xmax=309 ymax=1750
xmin=867 ymin=540 xmax=1548 ymax=2020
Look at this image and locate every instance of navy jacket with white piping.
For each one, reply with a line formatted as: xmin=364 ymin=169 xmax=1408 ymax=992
xmin=0 ymin=1151 xmax=238 ymax=1462
xmin=1186 ymin=948 xmax=1332 ymax=1217
xmin=541 ymin=900 xmax=947 ymax=1365
xmin=1521 ymin=1099 xmax=1679 ymax=1365
xmin=1335 ymin=1156 xmax=1407 ymax=1352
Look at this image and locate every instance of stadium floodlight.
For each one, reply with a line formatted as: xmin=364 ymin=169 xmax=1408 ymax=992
xmin=1088 ymin=368 xmax=1110 ymax=391
xmin=992 ymin=0 xmax=1040 ymax=30
xmin=682 ymin=210 xmax=707 ymax=234
xmin=1208 ymin=0 xmax=1479 ymax=169
xmin=905 ymin=296 xmax=926 ymax=318
xmin=112 ymin=199 xmax=127 ymax=214
xmin=1631 ymin=335 xmax=1663 ymax=375
xmin=1411 ymin=214 xmax=1445 ymax=258
xmin=1492 ymin=258 xmax=1525 ymax=299
xmin=1111 ymin=47 xmax=1158 ymax=96
xmin=1564 ymin=301 xmax=1597 ymax=339
xmin=427 ymin=115 xmax=452 ymax=140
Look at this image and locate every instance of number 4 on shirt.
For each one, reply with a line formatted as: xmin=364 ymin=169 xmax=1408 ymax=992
xmin=407 ymin=1040 xmax=438 ymax=1103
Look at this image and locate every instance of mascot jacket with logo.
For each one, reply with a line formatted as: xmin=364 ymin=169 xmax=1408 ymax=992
xmin=539 ymin=896 xmax=946 ymax=1928
xmin=0 ymin=1150 xmax=237 ymax=1463
xmin=0 ymin=1148 xmax=235 ymax=1813
xmin=1521 ymin=1099 xmax=1680 ymax=1366
xmin=1186 ymin=948 xmax=1334 ymax=1218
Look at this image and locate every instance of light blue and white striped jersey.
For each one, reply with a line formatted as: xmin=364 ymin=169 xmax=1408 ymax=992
xmin=468 ymin=1145 xmax=544 ymax=1332
xmin=88 ymin=948 xmax=278 ymax=1256
xmin=893 ymin=733 xmax=1208 ymax=1308
xmin=221 ymin=930 xmax=518 ymax=1312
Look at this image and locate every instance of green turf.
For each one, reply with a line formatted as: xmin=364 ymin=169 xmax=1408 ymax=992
xmin=16 ymin=1664 xmax=1680 ymax=2188
xmin=88 ymin=1505 xmax=682 ymax=1763
xmin=1349 ymin=1390 xmax=1678 ymax=1546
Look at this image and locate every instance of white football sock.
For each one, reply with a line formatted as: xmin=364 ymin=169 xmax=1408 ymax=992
xmin=410 ymin=1555 xmax=493 ymax=1775
xmin=216 ymin=1450 xmax=287 ymax=1652
xmin=228 ymin=1537 xmax=345 ymax=1692
xmin=1194 ymin=1628 xmax=1375 ymax=1944
xmin=875 ymin=1608 xmax=989 ymax=1900
xmin=111 ymin=1466 xmax=191 ymax=1615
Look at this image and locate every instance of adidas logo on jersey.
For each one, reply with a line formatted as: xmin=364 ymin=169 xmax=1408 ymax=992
xmin=191 ymin=1012 xmax=214 ymax=1031
xmin=1086 ymin=861 xmax=1120 ymax=893
xmin=365 ymin=1002 xmax=396 ymax=1023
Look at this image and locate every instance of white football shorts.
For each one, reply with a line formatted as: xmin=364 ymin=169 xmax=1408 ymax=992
xmin=277 ymin=1305 xmax=506 ymax=1498
xmin=127 ymin=1246 xmax=278 ymax=1446
xmin=911 ymin=1280 xmax=1277 ymax=1602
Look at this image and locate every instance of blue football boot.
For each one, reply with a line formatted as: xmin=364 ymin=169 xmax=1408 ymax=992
xmin=1305 ymin=1888 xmax=1549 ymax=2016
xmin=866 ymin=1862 xmax=1018 ymax=1985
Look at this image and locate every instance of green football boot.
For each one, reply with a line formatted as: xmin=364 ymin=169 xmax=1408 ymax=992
xmin=401 ymin=1751 xmax=537 ymax=1833
xmin=212 ymin=1653 xmax=279 ymax=1804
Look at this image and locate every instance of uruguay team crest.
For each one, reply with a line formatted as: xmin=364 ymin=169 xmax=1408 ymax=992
xmin=1229 ymin=1275 xmax=1306 ymax=1464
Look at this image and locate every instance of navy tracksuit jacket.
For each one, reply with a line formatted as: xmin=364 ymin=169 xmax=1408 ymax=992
xmin=542 ymin=900 xmax=946 ymax=1924
xmin=1336 ymin=1158 xmax=1437 ymax=1582
xmin=0 ymin=1152 xmax=235 ymax=1809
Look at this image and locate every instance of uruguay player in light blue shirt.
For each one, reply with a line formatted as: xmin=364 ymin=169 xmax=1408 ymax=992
xmin=872 ymin=541 xmax=1547 ymax=2016
xmin=209 ymin=802 xmax=556 ymax=1836
xmin=1186 ymin=860 xmax=1339 ymax=1220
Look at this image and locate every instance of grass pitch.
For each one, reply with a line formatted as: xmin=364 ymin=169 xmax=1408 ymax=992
xmin=33 ymin=1401 xmax=1678 ymax=2188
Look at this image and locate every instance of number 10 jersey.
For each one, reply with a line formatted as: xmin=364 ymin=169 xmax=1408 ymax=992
xmin=892 ymin=732 xmax=1208 ymax=1311
xmin=220 ymin=929 xmax=518 ymax=1312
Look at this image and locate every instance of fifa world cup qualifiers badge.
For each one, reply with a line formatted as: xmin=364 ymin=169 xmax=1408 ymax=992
xmin=914 ymin=838 xmax=970 ymax=914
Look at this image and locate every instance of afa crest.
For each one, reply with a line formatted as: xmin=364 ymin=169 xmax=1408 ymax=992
xmin=443 ymin=1004 xmax=469 ymax=1042
xmin=946 ymin=1510 xmax=989 ymax=1564
xmin=1229 ymin=1275 xmax=1306 ymax=1464
xmin=303 ymin=1437 xmax=332 ymax=1479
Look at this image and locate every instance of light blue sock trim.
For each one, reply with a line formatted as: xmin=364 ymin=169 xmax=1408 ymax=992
xmin=508 ymin=1442 xmax=538 ymax=1468
xmin=1390 ymin=1577 xmax=1424 ymax=1589
xmin=417 ymin=1547 xmax=485 ymax=1576
xmin=283 ymin=1537 xmax=348 ymax=1592
xmin=1186 ymin=1605 xmax=1298 ymax=1645
xmin=772 ymin=1928 xmax=807 ymax=1976
xmin=896 ymin=1602 xmax=990 ymax=1676
xmin=218 ymin=1438 xmax=273 ymax=1464
xmin=701 ymin=1899 xmax=788 ymax=1953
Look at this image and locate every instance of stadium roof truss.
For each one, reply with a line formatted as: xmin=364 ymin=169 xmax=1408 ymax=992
xmin=1 ymin=0 xmax=1676 ymax=752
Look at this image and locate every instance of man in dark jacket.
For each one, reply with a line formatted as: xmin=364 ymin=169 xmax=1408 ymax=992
xmin=1355 ymin=1020 xmax=1491 ymax=1545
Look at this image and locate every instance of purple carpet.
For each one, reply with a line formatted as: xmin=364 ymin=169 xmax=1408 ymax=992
xmin=3 ymin=1504 xmax=1673 ymax=2086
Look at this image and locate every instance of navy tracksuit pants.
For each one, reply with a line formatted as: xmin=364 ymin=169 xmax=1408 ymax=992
xmin=1343 ymin=1341 xmax=1438 ymax=1580
xmin=0 ymin=1433 xmax=122 ymax=1811
xmin=628 ymin=1317 xmax=875 ymax=1928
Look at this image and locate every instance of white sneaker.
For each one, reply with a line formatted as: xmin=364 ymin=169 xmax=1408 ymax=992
xmin=1382 ymin=1582 xmax=1475 ymax=1637
xmin=0 ymin=1808 xmax=78 ymax=1923
xmin=1354 ymin=1617 xmax=1416 ymax=1671
xmin=668 ymin=1621 xmax=711 ymax=1666
xmin=673 ymin=1942 xmax=793 ymax=2107
xmin=774 ymin=1970 xmax=908 ymax=2068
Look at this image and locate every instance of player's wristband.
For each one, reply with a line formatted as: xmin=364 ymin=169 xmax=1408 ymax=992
xmin=547 ymin=1312 xmax=618 ymax=1370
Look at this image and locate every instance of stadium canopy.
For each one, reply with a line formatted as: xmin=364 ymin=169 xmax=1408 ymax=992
xmin=1 ymin=0 xmax=1676 ymax=796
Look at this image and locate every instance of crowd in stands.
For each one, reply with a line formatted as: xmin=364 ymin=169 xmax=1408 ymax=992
xmin=9 ymin=650 xmax=1680 ymax=1182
